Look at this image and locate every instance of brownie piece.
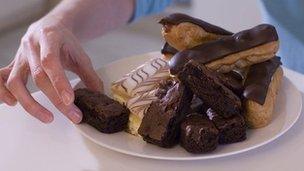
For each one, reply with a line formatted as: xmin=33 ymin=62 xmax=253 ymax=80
xmin=207 ymin=108 xmax=246 ymax=144
xmin=188 ymin=95 xmax=209 ymax=114
xmin=217 ymin=71 xmax=244 ymax=98
xmin=138 ymin=82 xmax=193 ymax=148
xmin=74 ymin=88 xmax=130 ymax=133
xmin=178 ymin=60 xmax=242 ymax=118
xmin=180 ymin=113 xmax=219 ymax=153
xmin=155 ymin=78 xmax=177 ymax=99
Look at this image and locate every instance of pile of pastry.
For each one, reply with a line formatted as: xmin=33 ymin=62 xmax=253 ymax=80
xmin=75 ymin=13 xmax=283 ymax=154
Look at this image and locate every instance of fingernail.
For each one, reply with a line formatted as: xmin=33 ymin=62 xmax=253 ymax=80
xmin=67 ymin=105 xmax=82 ymax=123
xmin=61 ymin=90 xmax=74 ymax=105
xmin=38 ymin=110 xmax=53 ymax=123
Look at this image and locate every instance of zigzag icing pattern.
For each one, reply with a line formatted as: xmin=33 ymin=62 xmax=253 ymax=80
xmin=126 ymin=89 xmax=158 ymax=119
xmin=112 ymin=57 xmax=170 ymax=97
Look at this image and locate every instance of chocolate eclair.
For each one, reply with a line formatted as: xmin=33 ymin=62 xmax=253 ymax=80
xmin=178 ymin=60 xmax=242 ymax=118
xmin=169 ymin=24 xmax=279 ymax=74
xmin=161 ymin=42 xmax=179 ymax=60
xmin=138 ymin=82 xmax=193 ymax=148
xmin=243 ymin=56 xmax=283 ymax=128
xmin=159 ymin=13 xmax=232 ymax=51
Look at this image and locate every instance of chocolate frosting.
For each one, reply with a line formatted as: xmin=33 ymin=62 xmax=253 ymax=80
xmin=243 ymin=56 xmax=282 ymax=105
xmin=169 ymin=24 xmax=279 ymax=75
xmin=159 ymin=13 xmax=233 ymax=35
xmin=161 ymin=42 xmax=178 ymax=55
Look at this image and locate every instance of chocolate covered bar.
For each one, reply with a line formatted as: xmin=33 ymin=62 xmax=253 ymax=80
xmin=111 ymin=57 xmax=170 ymax=104
xmin=207 ymin=108 xmax=246 ymax=144
xmin=243 ymin=56 xmax=283 ymax=128
xmin=177 ymin=60 xmax=242 ymax=118
xmin=126 ymin=79 xmax=176 ymax=135
xmin=138 ymin=82 xmax=193 ymax=148
xmin=74 ymin=88 xmax=130 ymax=133
xmin=169 ymin=24 xmax=279 ymax=74
xmin=180 ymin=113 xmax=219 ymax=153
xmin=159 ymin=13 xmax=232 ymax=51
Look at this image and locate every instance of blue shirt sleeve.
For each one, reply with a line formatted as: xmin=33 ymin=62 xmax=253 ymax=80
xmin=259 ymin=0 xmax=304 ymax=73
xmin=131 ymin=0 xmax=173 ymax=22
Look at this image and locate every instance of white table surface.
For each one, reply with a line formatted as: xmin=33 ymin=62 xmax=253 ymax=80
xmin=0 ymin=67 xmax=304 ymax=171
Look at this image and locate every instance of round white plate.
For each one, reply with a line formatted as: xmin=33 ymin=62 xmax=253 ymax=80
xmin=74 ymin=52 xmax=302 ymax=160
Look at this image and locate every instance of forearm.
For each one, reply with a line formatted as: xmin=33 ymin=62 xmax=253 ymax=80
xmin=44 ymin=0 xmax=134 ymax=41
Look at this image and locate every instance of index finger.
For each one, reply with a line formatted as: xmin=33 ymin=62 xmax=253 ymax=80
xmin=39 ymin=30 xmax=74 ymax=106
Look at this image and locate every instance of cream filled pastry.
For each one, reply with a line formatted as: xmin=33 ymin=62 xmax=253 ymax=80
xmin=111 ymin=57 xmax=170 ymax=104
xmin=126 ymin=90 xmax=158 ymax=135
xmin=126 ymin=79 xmax=176 ymax=135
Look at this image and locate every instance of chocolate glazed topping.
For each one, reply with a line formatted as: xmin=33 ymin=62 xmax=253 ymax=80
xmin=161 ymin=42 xmax=178 ymax=55
xmin=169 ymin=24 xmax=279 ymax=75
xmin=243 ymin=56 xmax=282 ymax=105
xmin=159 ymin=13 xmax=233 ymax=35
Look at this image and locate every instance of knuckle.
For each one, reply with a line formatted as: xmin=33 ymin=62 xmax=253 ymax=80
xmin=41 ymin=54 xmax=55 ymax=69
xmin=23 ymin=102 xmax=38 ymax=114
xmin=32 ymin=67 xmax=46 ymax=85
xmin=21 ymin=35 xmax=34 ymax=46
xmin=40 ymin=27 xmax=59 ymax=38
xmin=53 ymin=98 xmax=64 ymax=108
xmin=52 ymin=75 xmax=63 ymax=86
xmin=40 ymin=27 xmax=53 ymax=35
xmin=6 ymin=76 xmax=18 ymax=91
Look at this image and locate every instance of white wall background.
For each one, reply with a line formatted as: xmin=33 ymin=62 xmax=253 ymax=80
xmin=191 ymin=0 xmax=262 ymax=32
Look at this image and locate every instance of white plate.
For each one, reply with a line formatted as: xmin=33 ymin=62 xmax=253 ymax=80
xmin=74 ymin=52 xmax=302 ymax=160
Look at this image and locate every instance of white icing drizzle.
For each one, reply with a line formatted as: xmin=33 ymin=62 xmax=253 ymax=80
xmin=126 ymin=90 xmax=158 ymax=119
xmin=112 ymin=57 xmax=170 ymax=97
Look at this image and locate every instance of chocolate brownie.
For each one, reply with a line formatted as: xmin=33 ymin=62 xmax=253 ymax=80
xmin=207 ymin=108 xmax=246 ymax=144
xmin=155 ymin=78 xmax=176 ymax=99
xmin=188 ymin=96 xmax=209 ymax=114
xmin=138 ymin=82 xmax=193 ymax=148
xmin=74 ymin=88 xmax=130 ymax=133
xmin=178 ymin=60 xmax=242 ymax=118
xmin=217 ymin=71 xmax=244 ymax=98
xmin=180 ymin=113 xmax=219 ymax=153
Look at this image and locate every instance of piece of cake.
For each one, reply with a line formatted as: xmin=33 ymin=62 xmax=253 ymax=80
xmin=188 ymin=95 xmax=209 ymax=114
xmin=177 ymin=60 xmax=242 ymax=118
xmin=138 ymin=82 xmax=193 ymax=148
xmin=111 ymin=57 xmax=170 ymax=104
xmin=126 ymin=79 xmax=176 ymax=135
xmin=180 ymin=113 xmax=219 ymax=153
xmin=207 ymin=108 xmax=246 ymax=144
xmin=74 ymin=88 xmax=130 ymax=133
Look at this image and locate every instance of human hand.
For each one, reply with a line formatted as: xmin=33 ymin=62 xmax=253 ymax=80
xmin=0 ymin=16 xmax=103 ymax=123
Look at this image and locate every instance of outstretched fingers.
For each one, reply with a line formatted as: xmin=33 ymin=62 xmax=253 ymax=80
xmin=27 ymin=42 xmax=82 ymax=123
xmin=7 ymin=57 xmax=53 ymax=123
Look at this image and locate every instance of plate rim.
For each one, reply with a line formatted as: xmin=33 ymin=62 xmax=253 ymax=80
xmin=74 ymin=51 xmax=303 ymax=160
